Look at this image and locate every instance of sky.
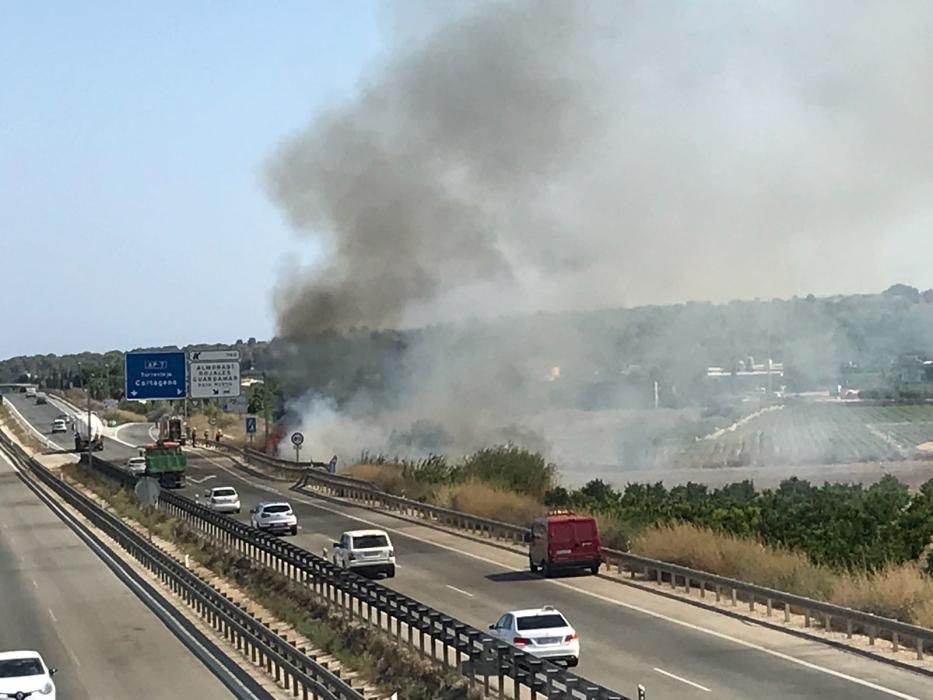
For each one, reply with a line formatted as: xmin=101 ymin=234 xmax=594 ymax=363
xmin=5 ymin=1 xmax=933 ymax=362
xmin=0 ymin=1 xmax=387 ymax=358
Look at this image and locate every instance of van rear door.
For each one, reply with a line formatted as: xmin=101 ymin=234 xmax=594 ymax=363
xmin=547 ymin=520 xmax=576 ymax=561
xmin=571 ymin=517 xmax=600 ymax=557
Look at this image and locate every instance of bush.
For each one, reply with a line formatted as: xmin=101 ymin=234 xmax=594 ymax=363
xmin=461 ymin=444 xmax=557 ymax=498
xmin=117 ymin=400 xmax=148 ymax=416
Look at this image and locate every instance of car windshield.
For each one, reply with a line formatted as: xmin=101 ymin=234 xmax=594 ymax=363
xmin=353 ymin=534 xmax=388 ymax=548
xmin=516 ymin=614 xmax=568 ymax=630
xmin=214 ymin=488 xmax=237 ymax=497
xmin=264 ymin=504 xmax=291 ymax=514
xmin=0 ymin=658 xmax=44 ymax=677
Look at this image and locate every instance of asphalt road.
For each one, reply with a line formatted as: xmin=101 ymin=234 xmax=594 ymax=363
xmin=0 ymin=449 xmax=235 ymax=699
xmin=6 ymin=391 xmax=931 ymax=699
xmin=179 ymin=452 xmax=932 ymax=700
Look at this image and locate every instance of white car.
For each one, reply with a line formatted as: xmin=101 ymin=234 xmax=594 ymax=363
xmin=0 ymin=650 xmax=57 ymax=699
xmin=50 ymin=419 xmax=68 ymax=434
xmin=331 ymin=529 xmax=396 ymax=578
xmin=488 ymin=606 xmax=579 ymax=667
xmin=205 ymin=486 xmax=241 ymax=514
xmin=125 ymin=456 xmax=147 ymax=476
xmin=250 ymin=501 xmax=297 ymax=535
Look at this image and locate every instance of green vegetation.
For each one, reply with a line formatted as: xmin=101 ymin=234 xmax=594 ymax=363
xmin=348 ymin=448 xmax=933 ymax=627
xmin=359 ymin=445 xmax=557 ymax=500
xmin=64 ymin=463 xmax=480 ymax=700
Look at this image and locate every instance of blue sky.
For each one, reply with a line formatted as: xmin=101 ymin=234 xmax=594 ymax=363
xmin=0 ymin=1 xmax=386 ymax=358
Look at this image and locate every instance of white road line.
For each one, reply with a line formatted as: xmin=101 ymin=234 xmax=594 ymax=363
xmin=47 ymin=608 xmax=57 ymax=623
xmin=653 ymin=667 xmax=711 ymax=692
xmin=188 ymin=475 xmax=217 ymax=485
xmin=446 ymin=584 xmax=474 ymax=598
xmin=31 ymin=579 xmax=38 ymax=589
xmin=68 ymin=648 xmax=81 ymax=667
xmin=184 ymin=455 xmax=922 ymax=700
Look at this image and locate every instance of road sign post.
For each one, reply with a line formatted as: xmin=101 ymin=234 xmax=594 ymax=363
xmin=245 ymin=416 xmax=257 ymax=447
xmin=124 ymin=351 xmax=187 ymax=401
xmin=290 ymin=431 xmax=304 ymax=464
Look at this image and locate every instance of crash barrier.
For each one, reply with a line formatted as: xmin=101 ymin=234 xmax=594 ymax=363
xmin=0 ymin=432 xmax=365 ymax=700
xmin=291 ymin=470 xmax=933 ymax=662
xmin=77 ymin=453 xmax=634 ymax=700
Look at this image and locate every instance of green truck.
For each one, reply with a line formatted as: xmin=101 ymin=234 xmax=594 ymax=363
xmin=143 ymin=441 xmax=187 ymax=488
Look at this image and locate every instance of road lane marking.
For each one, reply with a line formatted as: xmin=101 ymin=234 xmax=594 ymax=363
xmin=188 ymin=475 xmax=217 ymax=485
xmin=48 ymin=608 xmax=57 ymax=623
xmin=80 ymin=448 xmax=925 ymax=700
xmin=653 ymin=667 xmax=710 ymax=692
xmin=446 ymin=585 xmax=474 ymax=598
xmin=32 ymin=579 xmax=38 ymax=589
xmin=68 ymin=649 xmax=81 ymax=667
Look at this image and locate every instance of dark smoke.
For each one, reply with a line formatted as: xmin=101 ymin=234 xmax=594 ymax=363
xmin=266 ymin=0 xmax=599 ymax=335
xmin=265 ymin=1 xmax=933 ymax=470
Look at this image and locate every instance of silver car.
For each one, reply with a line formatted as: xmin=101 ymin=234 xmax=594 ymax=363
xmin=250 ymin=501 xmax=297 ymax=535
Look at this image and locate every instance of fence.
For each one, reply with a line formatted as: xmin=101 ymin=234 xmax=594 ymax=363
xmin=69 ymin=450 xmax=634 ymax=700
xmin=0 ymin=433 xmax=365 ymax=700
xmin=288 ymin=468 xmax=933 ymax=662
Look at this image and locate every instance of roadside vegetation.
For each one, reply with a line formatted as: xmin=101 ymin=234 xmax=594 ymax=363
xmin=63 ymin=462 xmax=480 ymax=700
xmin=0 ymin=402 xmax=45 ymax=452
xmin=346 ymin=446 xmax=933 ymax=627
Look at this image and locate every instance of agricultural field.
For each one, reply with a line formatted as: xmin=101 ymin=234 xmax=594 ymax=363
xmin=671 ymin=402 xmax=933 ymax=468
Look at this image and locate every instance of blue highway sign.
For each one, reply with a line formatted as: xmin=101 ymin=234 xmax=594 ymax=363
xmin=124 ymin=351 xmax=187 ymax=400
xmin=245 ymin=416 xmax=257 ymax=434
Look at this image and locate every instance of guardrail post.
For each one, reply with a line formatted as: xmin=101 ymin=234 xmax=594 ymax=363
xmin=731 ymin=587 xmax=737 ymax=607
xmin=916 ymin=636 xmax=924 ymax=660
xmin=892 ymin=631 xmax=899 ymax=653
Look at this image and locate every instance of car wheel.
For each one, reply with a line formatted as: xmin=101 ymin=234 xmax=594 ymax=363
xmin=590 ymin=563 xmax=600 ymax=575
xmin=236 ymin=508 xmax=241 ymax=514
xmin=567 ymin=657 xmax=579 ymax=668
xmin=529 ymin=556 xmax=539 ymax=574
xmin=544 ymin=562 xmax=554 ymax=578
xmin=290 ymin=526 xmax=298 ymax=536
xmin=387 ymin=564 xmax=396 ymax=578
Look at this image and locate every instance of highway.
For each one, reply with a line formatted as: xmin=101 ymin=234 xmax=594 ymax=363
xmin=0 ymin=445 xmax=238 ymax=698
xmin=6 ymin=391 xmax=932 ymax=700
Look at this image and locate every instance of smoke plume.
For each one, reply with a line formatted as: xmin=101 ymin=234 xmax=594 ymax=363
xmin=266 ymin=1 xmax=933 ymax=469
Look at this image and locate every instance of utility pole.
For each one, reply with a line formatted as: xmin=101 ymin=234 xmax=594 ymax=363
xmin=87 ymin=372 xmax=93 ymax=471
xmin=262 ymin=371 xmax=270 ymax=453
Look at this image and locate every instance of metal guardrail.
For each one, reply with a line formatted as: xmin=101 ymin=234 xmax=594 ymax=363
xmin=76 ymin=451 xmax=634 ymax=700
xmin=0 ymin=431 xmax=365 ymax=700
xmin=290 ymin=469 xmax=933 ymax=662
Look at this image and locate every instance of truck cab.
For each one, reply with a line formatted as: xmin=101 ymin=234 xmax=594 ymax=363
xmin=527 ymin=510 xmax=602 ymax=577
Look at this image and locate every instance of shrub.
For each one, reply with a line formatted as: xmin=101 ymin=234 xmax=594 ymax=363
xmin=461 ymin=444 xmax=557 ymax=498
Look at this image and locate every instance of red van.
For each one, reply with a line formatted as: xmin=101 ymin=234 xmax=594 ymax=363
xmin=526 ymin=510 xmax=602 ymax=576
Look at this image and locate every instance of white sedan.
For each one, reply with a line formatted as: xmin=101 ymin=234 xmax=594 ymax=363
xmin=205 ymin=486 xmax=241 ymax=514
xmin=125 ymin=456 xmax=147 ymax=476
xmin=0 ymin=650 xmax=57 ymax=699
xmin=488 ymin=606 xmax=580 ymax=667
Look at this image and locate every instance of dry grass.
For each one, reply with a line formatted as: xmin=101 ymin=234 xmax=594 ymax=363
xmin=434 ymin=480 xmax=543 ymax=526
xmin=103 ymin=408 xmax=147 ymax=425
xmin=832 ymin=565 xmax=933 ymax=627
xmin=633 ymin=522 xmax=933 ymax=626
xmin=0 ymin=404 xmax=46 ymax=453
xmin=344 ymin=462 xmax=410 ymax=493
